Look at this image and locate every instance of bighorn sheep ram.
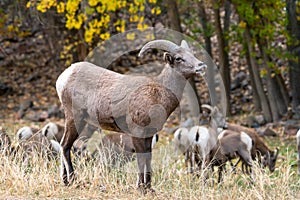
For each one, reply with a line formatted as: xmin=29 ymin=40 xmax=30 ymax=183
xmin=210 ymin=130 xmax=253 ymax=183
xmin=226 ymin=123 xmax=279 ymax=172
xmin=56 ymin=39 xmax=207 ymax=191
xmin=296 ymin=129 xmax=300 ymax=175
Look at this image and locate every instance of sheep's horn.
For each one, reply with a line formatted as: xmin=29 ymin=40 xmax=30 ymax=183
xmin=201 ymin=104 xmax=213 ymax=111
xmin=274 ymin=147 xmax=279 ymax=158
xmin=138 ymin=40 xmax=179 ymax=57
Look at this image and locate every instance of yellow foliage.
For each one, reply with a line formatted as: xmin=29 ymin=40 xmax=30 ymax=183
xmin=137 ymin=23 xmax=148 ymax=31
xmin=129 ymin=3 xmax=138 ymax=14
xmin=88 ymin=0 xmax=98 ymax=7
xmin=106 ymin=0 xmax=117 ymax=12
xmin=151 ymin=7 xmax=161 ymax=15
xmin=100 ymin=32 xmax=110 ymax=40
xmin=85 ymin=28 xmax=94 ymax=43
xmin=117 ymin=1 xmax=127 ymax=8
xmin=146 ymin=33 xmax=155 ymax=40
xmin=239 ymin=21 xmax=247 ymax=28
xmin=96 ymin=5 xmax=105 ymax=13
xmin=26 ymin=0 xmax=161 ymax=64
xmin=26 ymin=1 xmax=31 ymax=8
xmin=126 ymin=32 xmax=135 ymax=40
xmin=56 ymin=2 xmax=65 ymax=13
xmin=36 ymin=0 xmax=57 ymax=13
xmin=130 ymin=15 xmax=139 ymax=23
xmin=149 ymin=0 xmax=157 ymax=3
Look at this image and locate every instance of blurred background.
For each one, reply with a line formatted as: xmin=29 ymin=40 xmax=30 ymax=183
xmin=0 ymin=0 xmax=299 ymax=133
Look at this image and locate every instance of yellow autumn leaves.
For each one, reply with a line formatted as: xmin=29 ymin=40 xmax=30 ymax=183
xmin=26 ymin=0 xmax=160 ymax=44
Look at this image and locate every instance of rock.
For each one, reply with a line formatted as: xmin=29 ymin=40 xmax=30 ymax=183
xmin=284 ymin=125 xmax=299 ymax=136
xmin=255 ymin=115 xmax=265 ymax=125
xmin=25 ymin=110 xmax=49 ymax=122
xmin=231 ymin=71 xmax=247 ymax=90
xmin=19 ymin=99 xmax=33 ymax=111
xmin=47 ymin=104 xmax=64 ymax=118
xmin=257 ymin=127 xmax=277 ymax=137
xmin=38 ymin=111 xmax=49 ymax=122
xmin=0 ymin=81 xmax=12 ymax=96
xmin=16 ymin=99 xmax=34 ymax=119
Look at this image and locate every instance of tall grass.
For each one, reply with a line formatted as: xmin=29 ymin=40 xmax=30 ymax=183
xmin=0 ymin=138 xmax=299 ymax=200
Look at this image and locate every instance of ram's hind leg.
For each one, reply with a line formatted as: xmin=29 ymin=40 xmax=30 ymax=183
xmin=60 ymin=115 xmax=85 ymax=185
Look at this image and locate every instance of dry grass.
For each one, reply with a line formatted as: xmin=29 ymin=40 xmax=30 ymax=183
xmin=0 ymin=142 xmax=299 ymax=199
xmin=0 ymin=121 xmax=299 ymax=199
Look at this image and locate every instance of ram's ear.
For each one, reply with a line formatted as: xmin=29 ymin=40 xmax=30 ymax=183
xmin=180 ymin=40 xmax=190 ymax=50
xmin=163 ymin=52 xmax=174 ymax=65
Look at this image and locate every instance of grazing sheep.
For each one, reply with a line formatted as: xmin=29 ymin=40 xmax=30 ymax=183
xmin=297 ymin=129 xmax=300 ymax=175
xmin=56 ymin=39 xmax=207 ymax=191
xmin=173 ymin=127 xmax=195 ymax=173
xmin=192 ymin=104 xmax=226 ymax=171
xmin=16 ymin=126 xmax=58 ymax=160
xmin=16 ymin=126 xmax=39 ymax=142
xmin=42 ymin=122 xmax=98 ymax=156
xmin=42 ymin=122 xmax=64 ymax=143
xmin=226 ymin=123 xmax=279 ymax=172
xmin=210 ymin=130 xmax=253 ymax=183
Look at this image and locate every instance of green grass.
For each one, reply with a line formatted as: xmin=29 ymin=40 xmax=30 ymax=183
xmin=0 ymin=121 xmax=300 ymax=199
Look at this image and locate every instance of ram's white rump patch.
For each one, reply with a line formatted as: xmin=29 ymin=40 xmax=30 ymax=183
xmin=56 ymin=63 xmax=77 ymax=102
xmin=241 ymin=131 xmax=252 ymax=152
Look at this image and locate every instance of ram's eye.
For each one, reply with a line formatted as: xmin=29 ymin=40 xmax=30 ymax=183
xmin=175 ymin=57 xmax=184 ymax=62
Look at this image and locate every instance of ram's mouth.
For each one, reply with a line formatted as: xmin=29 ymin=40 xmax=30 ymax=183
xmin=195 ymin=64 xmax=207 ymax=75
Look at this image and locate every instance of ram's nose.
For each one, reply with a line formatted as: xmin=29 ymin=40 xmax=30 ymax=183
xmin=195 ymin=62 xmax=207 ymax=75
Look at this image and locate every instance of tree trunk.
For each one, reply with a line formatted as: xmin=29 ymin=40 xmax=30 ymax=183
xmin=197 ymin=1 xmax=218 ymax=106
xmin=245 ymin=45 xmax=261 ymax=111
xmin=286 ymin=0 xmax=300 ymax=118
xmin=244 ymin=27 xmax=272 ymax=122
xmin=257 ymin=38 xmax=288 ymax=121
xmin=197 ymin=1 xmax=212 ymax=57
xmin=212 ymin=0 xmax=231 ymax=115
xmin=166 ymin=0 xmax=182 ymax=33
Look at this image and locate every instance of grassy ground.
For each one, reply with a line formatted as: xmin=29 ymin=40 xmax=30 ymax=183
xmin=0 ymin=120 xmax=299 ymax=199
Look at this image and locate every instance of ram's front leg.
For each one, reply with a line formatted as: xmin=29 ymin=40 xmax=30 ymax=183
xmin=131 ymin=136 xmax=154 ymax=194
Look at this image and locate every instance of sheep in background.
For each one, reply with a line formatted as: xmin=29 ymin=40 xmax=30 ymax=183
xmin=42 ymin=122 xmax=64 ymax=143
xmin=16 ymin=126 xmax=39 ymax=143
xmin=15 ymin=126 xmax=58 ymax=160
xmin=192 ymin=104 xmax=226 ymax=171
xmin=210 ymin=130 xmax=253 ymax=183
xmin=226 ymin=123 xmax=279 ymax=172
xmin=173 ymin=127 xmax=195 ymax=173
xmin=41 ymin=122 xmax=98 ymax=156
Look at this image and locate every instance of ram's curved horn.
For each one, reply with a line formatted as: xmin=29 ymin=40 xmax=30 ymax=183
xmin=201 ymin=104 xmax=213 ymax=111
xmin=138 ymin=40 xmax=179 ymax=57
